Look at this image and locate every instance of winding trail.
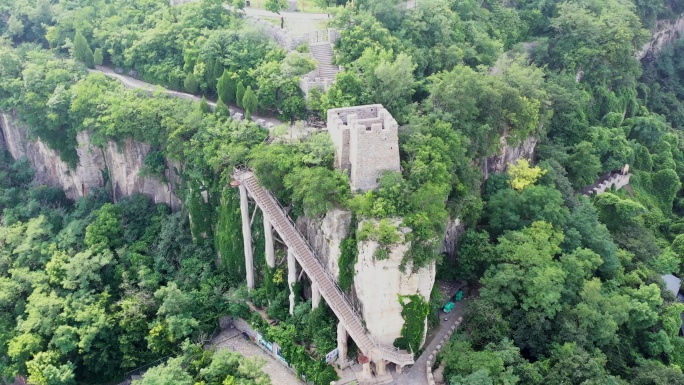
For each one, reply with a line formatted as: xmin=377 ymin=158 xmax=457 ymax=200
xmin=89 ymin=66 xmax=284 ymax=128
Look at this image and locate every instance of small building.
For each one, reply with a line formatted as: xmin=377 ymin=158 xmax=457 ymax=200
xmin=326 ymin=104 xmax=401 ymax=191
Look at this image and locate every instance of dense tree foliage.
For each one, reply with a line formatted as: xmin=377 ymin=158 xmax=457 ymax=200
xmin=0 ymin=149 xmax=240 ymax=382
xmin=3 ymin=0 xmax=684 ymax=383
xmin=132 ymin=341 xmax=270 ymax=385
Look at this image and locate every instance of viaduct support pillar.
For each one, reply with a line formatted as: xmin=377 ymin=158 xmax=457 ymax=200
xmin=288 ymin=249 xmax=297 ymax=315
xmin=263 ymin=214 xmax=275 ymax=269
xmin=311 ymin=282 xmax=321 ymax=309
xmin=239 ymin=185 xmax=254 ymax=291
xmin=337 ymin=321 xmax=348 ymax=366
xmin=375 ymin=359 xmax=387 ymax=376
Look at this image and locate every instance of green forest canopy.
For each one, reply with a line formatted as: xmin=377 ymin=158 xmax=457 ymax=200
xmin=2 ymin=0 xmax=684 ymax=384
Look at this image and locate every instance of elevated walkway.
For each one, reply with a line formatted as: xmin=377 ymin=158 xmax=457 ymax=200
xmin=232 ymin=169 xmax=414 ymax=367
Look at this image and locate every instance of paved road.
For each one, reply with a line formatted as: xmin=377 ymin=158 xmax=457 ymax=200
xmin=210 ymin=327 xmax=305 ymax=385
xmin=89 ymin=66 xmax=284 ymax=127
xmin=392 ymin=302 xmax=465 ymax=385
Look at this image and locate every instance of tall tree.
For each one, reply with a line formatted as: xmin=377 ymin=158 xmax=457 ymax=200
xmin=132 ymin=357 xmax=192 ymax=385
xmin=73 ymin=31 xmax=94 ymax=69
xmin=242 ymin=86 xmax=258 ymax=121
xmin=199 ymin=97 xmax=212 ymax=114
xmin=93 ymin=48 xmax=103 ymax=66
xmin=233 ymin=0 xmax=246 ymax=11
xmin=215 ymin=97 xmax=230 ymax=120
xmin=236 ymin=81 xmax=245 ymax=108
xmin=217 ymin=70 xmax=236 ymax=104
xmin=184 ymin=73 xmax=199 ymax=94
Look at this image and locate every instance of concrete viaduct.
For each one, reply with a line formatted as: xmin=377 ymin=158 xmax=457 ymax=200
xmin=231 ymin=169 xmax=414 ymax=377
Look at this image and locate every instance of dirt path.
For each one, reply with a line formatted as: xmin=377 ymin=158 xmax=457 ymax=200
xmin=89 ymin=66 xmax=284 ymax=128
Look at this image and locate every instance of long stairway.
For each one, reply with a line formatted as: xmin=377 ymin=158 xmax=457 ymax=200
xmin=309 ymin=42 xmax=340 ymax=81
xmin=234 ymin=170 xmax=414 ymax=367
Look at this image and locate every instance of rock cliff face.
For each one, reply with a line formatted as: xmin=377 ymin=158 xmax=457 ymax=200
xmin=354 ymin=220 xmax=435 ymax=347
xmin=0 ymin=112 xmax=181 ymax=210
xmin=638 ymin=15 xmax=684 ymax=60
xmin=443 ymin=217 xmax=466 ymax=261
xmin=298 ymin=213 xmax=435 ymax=348
xmin=296 ymin=209 xmax=352 ymax=280
xmin=483 ymin=135 xmax=537 ymax=179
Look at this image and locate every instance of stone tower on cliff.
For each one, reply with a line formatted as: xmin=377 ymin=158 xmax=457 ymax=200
xmin=326 ymin=104 xmax=401 ymax=191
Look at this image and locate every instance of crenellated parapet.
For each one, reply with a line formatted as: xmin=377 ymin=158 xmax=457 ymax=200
xmin=582 ymin=164 xmax=632 ymax=196
xmin=326 ymin=104 xmax=401 ymax=191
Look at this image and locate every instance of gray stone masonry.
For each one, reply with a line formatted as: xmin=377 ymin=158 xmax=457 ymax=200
xmin=581 ymin=166 xmax=632 ymax=196
xmin=327 ymin=104 xmax=401 ymax=191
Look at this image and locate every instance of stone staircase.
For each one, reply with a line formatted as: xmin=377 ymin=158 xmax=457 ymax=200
xmin=234 ymin=170 xmax=414 ymax=367
xmin=309 ymin=42 xmax=339 ymax=81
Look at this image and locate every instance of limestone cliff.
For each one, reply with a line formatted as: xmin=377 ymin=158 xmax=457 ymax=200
xmin=638 ymin=15 xmax=684 ymax=60
xmin=354 ymin=222 xmax=435 ymax=347
xmin=296 ymin=209 xmax=352 ymax=281
xmin=298 ymin=213 xmax=436 ymax=349
xmin=0 ymin=112 xmax=181 ymax=210
xmin=483 ymin=135 xmax=537 ymax=179
xmin=443 ymin=217 xmax=466 ymax=261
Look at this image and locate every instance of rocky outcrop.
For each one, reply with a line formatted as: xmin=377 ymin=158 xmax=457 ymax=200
xmin=296 ymin=209 xmax=352 ymax=281
xmin=443 ymin=217 xmax=466 ymax=261
xmin=638 ymin=15 xmax=684 ymax=60
xmin=102 ymin=139 xmax=181 ymax=209
xmin=354 ymin=220 xmax=436 ymax=347
xmin=298 ymin=213 xmax=435 ymax=348
xmin=0 ymin=112 xmax=181 ymax=210
xmin=483 ymin=135 xmax=537 ymax=179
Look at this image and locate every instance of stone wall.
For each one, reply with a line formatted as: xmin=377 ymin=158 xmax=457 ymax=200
xmin=328 ymin=105 xmax=381 ymax=124
xmin=327 ymin=105 xmax=401 ymax=191
xmin=0 ymin=112 xmax=181 ymax=210
xmin=582 ymin=172 xmax=631 ymax=196
xmin=349 ymin=121 xmax=400 ymax=191
xmin=299 ymin=76 xmax=335 ymax=99
xmin=251 ymin=16 xmax=307 ymax=51
xmin=425 ymin=317 xmax=462 ymax=385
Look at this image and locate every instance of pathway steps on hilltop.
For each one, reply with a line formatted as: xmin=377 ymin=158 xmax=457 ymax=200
xmin=309 ymin=42 xmax=339 ymax=81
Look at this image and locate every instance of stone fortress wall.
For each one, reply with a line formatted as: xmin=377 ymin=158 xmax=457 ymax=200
xmin=582 ymin=164 xmax=632 ymax=196
xmin=326 ymin=104 xmax=401 ymax=191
